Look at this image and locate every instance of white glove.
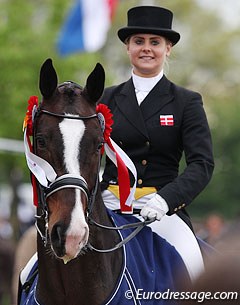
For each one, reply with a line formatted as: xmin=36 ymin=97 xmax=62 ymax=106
xmin=140 ymin=194 xmax=169 ymax=221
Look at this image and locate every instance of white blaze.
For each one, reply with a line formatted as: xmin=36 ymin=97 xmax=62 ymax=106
xmin=59 ymin=118 xmax=85 ymax=175
xmin=59 ymin=117 xmax=89 ymax=258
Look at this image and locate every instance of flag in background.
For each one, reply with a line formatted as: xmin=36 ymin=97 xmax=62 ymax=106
xmin=57 ymin=0 xmax=118 ymax=56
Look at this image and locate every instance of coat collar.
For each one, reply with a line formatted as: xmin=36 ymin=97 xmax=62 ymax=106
xmin=115 ymin=78 xmax=148 ymax=138
xmin=114 ymin=76 xmax=174 ymax=137
xmin=140 ymin=75 xmax=174 ymax=121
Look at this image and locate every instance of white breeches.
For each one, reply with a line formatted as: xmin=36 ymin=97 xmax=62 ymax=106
xmin=102 ymin=190 xmax=204 ymax=282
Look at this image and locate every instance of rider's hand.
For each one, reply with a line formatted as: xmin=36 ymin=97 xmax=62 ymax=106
xmin=140 ymin=194 xmax=169 ymax=221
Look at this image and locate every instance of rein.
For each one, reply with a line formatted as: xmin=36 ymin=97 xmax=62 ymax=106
xmin=87 ymin=215 xmax=155 ymax=253
xmin=31 ymin=107 xmax=154 ymax=253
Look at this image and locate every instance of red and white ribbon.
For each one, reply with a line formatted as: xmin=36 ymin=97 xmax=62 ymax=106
xmin=104 ymin=138 xmax=136 ymax=213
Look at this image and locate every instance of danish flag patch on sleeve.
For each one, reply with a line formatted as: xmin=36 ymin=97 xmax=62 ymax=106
xmin=160 ymin=115 xmax=174 ymax=126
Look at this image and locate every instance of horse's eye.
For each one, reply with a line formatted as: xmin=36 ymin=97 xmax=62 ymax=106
xmin=36 ymin=136 xmax=46 ymax=149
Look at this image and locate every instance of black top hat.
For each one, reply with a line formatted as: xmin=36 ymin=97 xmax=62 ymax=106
xmin=118 ymin=6 xmax=180 ymax=45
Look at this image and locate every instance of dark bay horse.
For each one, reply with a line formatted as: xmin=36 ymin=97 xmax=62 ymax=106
xmin=19 ymin=59 xmax=190 ymax=305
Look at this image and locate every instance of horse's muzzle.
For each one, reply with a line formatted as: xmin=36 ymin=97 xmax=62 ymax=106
xmin=50 ymin=220 xmax=89 ymax=263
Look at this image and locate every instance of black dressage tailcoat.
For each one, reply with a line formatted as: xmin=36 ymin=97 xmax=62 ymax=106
xmin=100 ymin=75 xmax=214 ymax=226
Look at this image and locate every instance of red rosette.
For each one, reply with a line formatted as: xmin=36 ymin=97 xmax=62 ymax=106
xmin=23 ymin=96 xmax=39 ymax=206
xmin=96 ymin=103 xmax=113 ymax=142
xmin=23 ymin=96 xmax=38 ymax=136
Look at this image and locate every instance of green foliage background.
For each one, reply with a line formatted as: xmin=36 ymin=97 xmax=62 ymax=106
xmin=0 ymin=0 xmax=240 ymax=219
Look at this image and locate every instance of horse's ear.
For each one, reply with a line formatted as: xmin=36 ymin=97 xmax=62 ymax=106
xmin=83 ymin=63 xmax=105 ymax=104
xmin=39 ymin=58 xmax=58 ymax=99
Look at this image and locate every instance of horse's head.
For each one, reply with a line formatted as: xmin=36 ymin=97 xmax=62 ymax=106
xmin=35 ymin=59 xmax=105 ymax=263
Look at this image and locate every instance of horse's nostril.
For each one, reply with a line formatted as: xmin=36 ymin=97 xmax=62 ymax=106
xmin=51 ymin=223 xmax=66 ymax=256
xmin=56 ymin=225 xmax=62 ymax=247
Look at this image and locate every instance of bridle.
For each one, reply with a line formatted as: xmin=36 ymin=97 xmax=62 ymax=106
xmin=33 ymin=86 xmax=155 ymax=253
xmin=33 ymin=105 xmax=100 ymax=247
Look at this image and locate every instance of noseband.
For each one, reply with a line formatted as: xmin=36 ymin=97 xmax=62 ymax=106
xmin=45 ymin=174 xmax=90 ymax=200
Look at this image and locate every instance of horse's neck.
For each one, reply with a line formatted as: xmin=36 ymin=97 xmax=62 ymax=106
xmin=36 ymin=196 xmax=122 ymax=305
